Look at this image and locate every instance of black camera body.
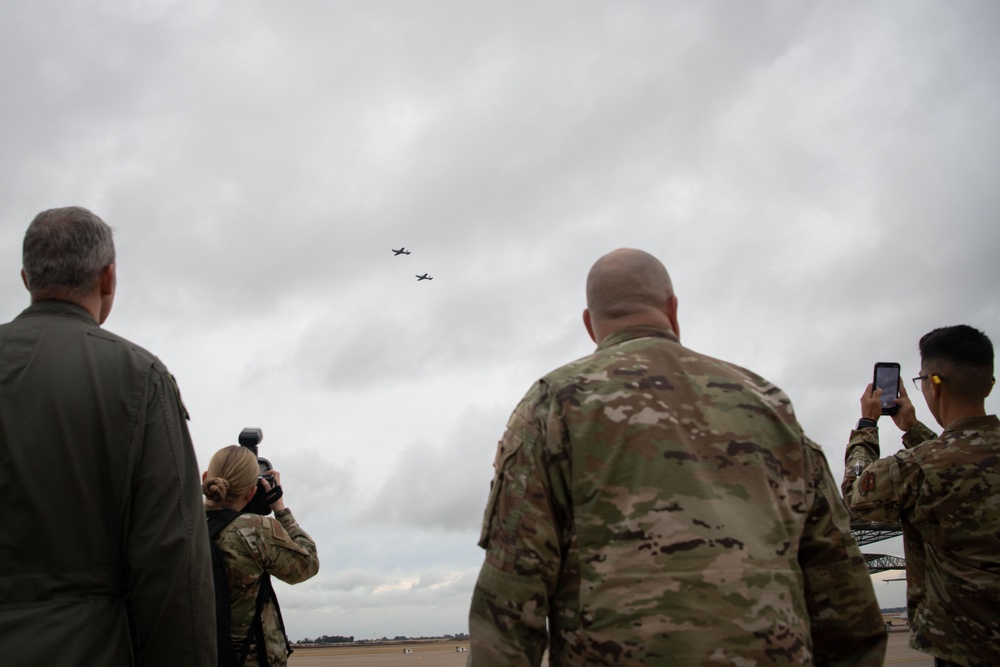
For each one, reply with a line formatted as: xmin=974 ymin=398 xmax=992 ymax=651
xmin=238 ymin=427 xmax=276 ymax=516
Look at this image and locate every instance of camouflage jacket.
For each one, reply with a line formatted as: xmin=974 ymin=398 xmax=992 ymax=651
xmin=469 ymin=326 xmax=885 ymax=666
xmin=214 ymin=508 xmax=319 ymax=667
xmin=842 ymin=416 xmax=1000 ymax=667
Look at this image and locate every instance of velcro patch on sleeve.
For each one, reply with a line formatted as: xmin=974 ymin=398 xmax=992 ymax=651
xmin=859 ymin=470 xmax=876 ymax=495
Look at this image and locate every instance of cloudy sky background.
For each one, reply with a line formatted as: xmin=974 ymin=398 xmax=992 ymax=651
xmin=2 ymin=0 xmax=999 ymax=641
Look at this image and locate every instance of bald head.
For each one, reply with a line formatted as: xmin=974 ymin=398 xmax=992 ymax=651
xmin=584 ymin=248 xmax=677 ymax=343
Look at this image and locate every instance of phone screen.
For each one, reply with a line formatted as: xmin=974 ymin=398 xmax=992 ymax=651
xmin=874 ymin=363 xmax=901 ymax=414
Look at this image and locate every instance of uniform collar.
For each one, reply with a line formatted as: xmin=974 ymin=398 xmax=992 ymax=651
xmin=17 ymin=299 xmax=99 ymax=325
xmin=942 ymin=414 xmax=1000 ymax=433
xmin=597 ymin=325 xmax=679 ymax=351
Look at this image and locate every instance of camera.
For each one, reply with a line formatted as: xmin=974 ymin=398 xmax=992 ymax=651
xmin=238 ymin=427 xmax=278 ymax=515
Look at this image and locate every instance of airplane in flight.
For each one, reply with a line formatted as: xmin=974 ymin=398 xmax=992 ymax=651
xmin=416 ymin=273 xmax=433 ymax=281
xmin=392 ymin=247 xmax=411 ymax=256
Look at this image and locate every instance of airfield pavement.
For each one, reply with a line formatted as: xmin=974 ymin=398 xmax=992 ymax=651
xmin=288 ymin=629 xmax=934 ymax=666
xmin=289 ymin=641 xmax=469 ymax=666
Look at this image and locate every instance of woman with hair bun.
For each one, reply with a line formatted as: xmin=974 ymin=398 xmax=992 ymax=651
xmin=203 ymin=445 xmax=319 ymax=666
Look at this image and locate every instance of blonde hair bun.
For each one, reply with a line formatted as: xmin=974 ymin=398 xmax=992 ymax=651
xmin=203 ymin=477 xmax=231 ymax=503
xmin=204 ymin=445 xmax=259 ymax=506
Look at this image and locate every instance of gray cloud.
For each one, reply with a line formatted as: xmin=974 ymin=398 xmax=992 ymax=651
xmin=356 ymin=407 xmax=500 ymax=532
xmin=2 ymin=0 xmax=999 ymax=637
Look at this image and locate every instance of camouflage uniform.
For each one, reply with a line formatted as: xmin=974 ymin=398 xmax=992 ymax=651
xmin=214 ymin=508 xmax=319 ymax=666
xmin=469 ymin=326 xmax=885 ymax=666
xmin=842 ymin=416 xmax=1000 ymax=667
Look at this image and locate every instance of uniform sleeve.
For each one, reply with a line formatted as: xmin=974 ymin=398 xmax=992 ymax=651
xmin=902 ymin=421 xmax=937 ymax=449
xmin=842 ymin=426 xmax=881 ymax=505
xmin=263 ymin=508 xmax=320 ymax=584
xmin=842 ymin=427 xmax=925 ymax=522
xmin=468 ymin=383 xmax=563 ymax=667
xmin=126 ymin=369 xmax=216 ymax=667
xmin=798 ymin=438 xmax=887 ymax=667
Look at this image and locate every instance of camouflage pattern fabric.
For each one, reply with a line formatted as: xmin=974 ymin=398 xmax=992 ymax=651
xmin=469 ymin=326 xmax=885 ymax=666
xmin=842 ymin=416 xmax=1000 ymax=667
xmin=215 ymin=508 xmax=319 ymax=666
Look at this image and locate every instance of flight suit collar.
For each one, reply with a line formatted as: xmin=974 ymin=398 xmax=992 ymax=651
xmin=17 ymin=299 xmax=99 ymax=325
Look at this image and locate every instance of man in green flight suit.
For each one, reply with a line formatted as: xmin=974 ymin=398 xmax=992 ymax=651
xmin=0 ymin=207 xmax=215 ymax=665
xmin=843 ymin=325 xmax=999 ymax=667
xmin=469 ymin=248 xmax=886 ymax=666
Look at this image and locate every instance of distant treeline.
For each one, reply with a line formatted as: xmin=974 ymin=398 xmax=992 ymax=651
xmin=296 ymin=633 xmax=470 ymax=644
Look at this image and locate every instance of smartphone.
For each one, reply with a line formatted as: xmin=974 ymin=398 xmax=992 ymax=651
xmin=873 ymin=362 xmax=901 ymax=416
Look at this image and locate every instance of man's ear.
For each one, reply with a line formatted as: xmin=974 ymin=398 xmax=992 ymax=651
xmin=583 ymin=308 xmax=597 ymax=344
xmin=21 ymin=268 xmax=29 ymax=291
xmin=96 ymin=264 xmax=117 ymax=324
xmin=666 ymin=295 xmax=680 ymax=339
xmin=100 ymin=263 xmax=116 ymax=297
xmin=930 ymin=376 xmax=943 ymax=400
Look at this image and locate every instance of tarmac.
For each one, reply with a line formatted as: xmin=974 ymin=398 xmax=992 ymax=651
xmin=289 ymin=629 xmax=933 ymax=665
xmin=881 ymin=628 xmax=934 ymax=666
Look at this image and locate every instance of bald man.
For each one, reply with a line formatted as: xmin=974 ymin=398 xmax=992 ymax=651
xmin=468 ymin=249 xmax=885 ymax=666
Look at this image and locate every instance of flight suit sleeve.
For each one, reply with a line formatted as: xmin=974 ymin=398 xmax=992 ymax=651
xmin=468 ymin=382 xmax=564 ymax=667
xmin=798 ymin=438 xmax=887 ymax=667
xmin=125 ymin=368 xmax=216 ymax=667
xmin=842 ymin=425 xmax=927 ymax=522
xmin=262 ymin=508 xmax=320 ymax=584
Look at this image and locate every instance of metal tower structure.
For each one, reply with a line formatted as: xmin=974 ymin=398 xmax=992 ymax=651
xmin=851 ymin=520 xmax=906 ymax=575
xmin=851 ymin=520 xmax=903 ymax=547
xmin=864 ymin=553 xmax=908 ymax=574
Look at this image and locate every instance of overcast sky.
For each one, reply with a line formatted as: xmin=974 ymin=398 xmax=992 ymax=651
xmin=2 ymin=0 xmax=999 ymax=641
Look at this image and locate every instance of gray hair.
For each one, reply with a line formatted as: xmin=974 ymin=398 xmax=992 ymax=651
xmin=22 ymin=207 xmax=116 ymax=297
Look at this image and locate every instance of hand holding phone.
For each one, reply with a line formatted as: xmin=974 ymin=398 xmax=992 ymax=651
xmin=873 ymin=362 xmax=901 ymax=416
xmin=890 ymin=380 xmax=918 ymax=432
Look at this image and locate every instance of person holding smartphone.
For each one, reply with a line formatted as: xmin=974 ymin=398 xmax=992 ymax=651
xmin=842 ymin=325 xmax=1000 ymax=667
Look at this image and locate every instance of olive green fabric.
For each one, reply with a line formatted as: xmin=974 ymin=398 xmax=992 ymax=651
xmin=0 ymin=300 xmax=215 ymax=665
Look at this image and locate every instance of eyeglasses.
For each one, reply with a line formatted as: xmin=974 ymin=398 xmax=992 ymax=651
xmin=912 ymin=374 xmax=944 ymax=390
